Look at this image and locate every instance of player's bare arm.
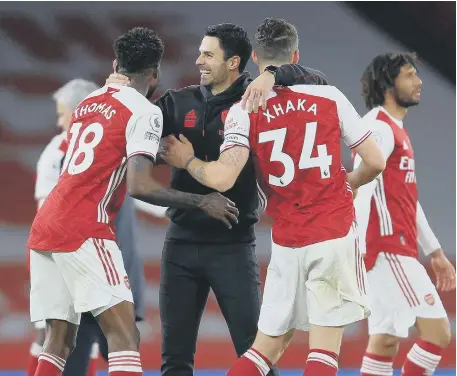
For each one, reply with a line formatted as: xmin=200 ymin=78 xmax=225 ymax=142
xmin=127 ymin=154 xmax=239 ymax=228
xmin=163 ymin=134 xmax=249 ymax=192
xmin=347 ymin=136 xmax=386 ymax=190
xmin=187 ymin=146 xmax=249 ymax=192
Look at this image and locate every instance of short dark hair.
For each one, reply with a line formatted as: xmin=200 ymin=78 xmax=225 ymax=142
xmin=205 ymin=23 xmax=252 ymax=73
xmin=361 ymin=52 xmax=418 ymax=109
xmin=114 ymin=27 xmax=164 ymax=76
xmin=255 ymin=18 xmax=299 ymax=62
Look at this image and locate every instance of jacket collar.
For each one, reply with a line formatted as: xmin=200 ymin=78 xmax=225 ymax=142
xmin=200 ymin=72 xmax=251 ymax=103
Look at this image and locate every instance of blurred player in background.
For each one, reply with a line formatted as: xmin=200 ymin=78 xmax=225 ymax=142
xmin=163 ymin=17 xmax=386 ymax=376
xmin=26 ymin=27 xmax=170 ymax=376
xmin=355 ymin=53 xmax=455 ymax=376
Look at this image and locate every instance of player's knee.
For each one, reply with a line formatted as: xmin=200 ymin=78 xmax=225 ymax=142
xmin=439 ymin=326 xmax=452 ymax=348
xmin=44 ymin=321 xmax=77 ymax=360
xmin=429 ymin=320 xmax=452 ymax=348
xmin=418 ymin=317 xmax=452 ymax=348
xmin=368 ymin=334 xmax=399 ymax=356
xmin=253 ymin=331 xmax=286 ymax=364
xmin=105 ymin=324 xmax=140 ymax=352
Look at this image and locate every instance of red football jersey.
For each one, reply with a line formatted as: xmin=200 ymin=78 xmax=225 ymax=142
xmin=221 ymin=85 xmax=371 ymax=247
xmin=27 ymin=85 xmax=163 ymax=252
xmin=363 ymin=108 xmax=418 ymax=270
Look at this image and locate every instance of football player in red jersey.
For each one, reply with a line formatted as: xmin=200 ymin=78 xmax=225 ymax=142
xmin=28 ymin=78 xmax=98 ymax=376
xmin=355 ymin=53 xmax=455 ymax=376
xmin=27 ymin=27 xmax=237 ymax=376
xmin=163 ymin=18 xmax=386 ymax=376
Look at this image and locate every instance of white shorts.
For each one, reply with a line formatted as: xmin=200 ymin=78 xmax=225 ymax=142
xmin=258 ymin=224 xmax=370 ymax=336
xmin=30 ymin=238 xmax=133 ymax=325
xmin=367 ymin=252 xmax=447 ymax=338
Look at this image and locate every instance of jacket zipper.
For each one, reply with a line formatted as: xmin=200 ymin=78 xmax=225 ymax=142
xmin=202 ymin=99 xmax=208 ymax=161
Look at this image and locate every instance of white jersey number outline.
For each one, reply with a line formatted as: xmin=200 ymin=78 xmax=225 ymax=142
xmin=258 ymin=121 xmax=332 ymax=187
xmin=62 ymin=122 xmax=104 ymax=175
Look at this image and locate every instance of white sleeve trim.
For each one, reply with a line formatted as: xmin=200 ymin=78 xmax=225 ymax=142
xmin=417 ymin=201 xmax=441 ymax=256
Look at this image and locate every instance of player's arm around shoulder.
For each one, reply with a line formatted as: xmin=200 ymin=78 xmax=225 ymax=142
xmin=162 ymin=103 xmax=250 ymax=192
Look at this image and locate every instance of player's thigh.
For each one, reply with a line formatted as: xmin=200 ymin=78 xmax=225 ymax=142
xmin=29 ymin=250 xmax=79 ymax=325
xmin=367 ymin=253 xmax=447 ymax=338
xmin=258 ymin=242 xmax=301 ymax=337
xmin=53 ymin=238 xmax=133 ymax=316
xmin=304 ymin=225 xmax=369 ymax=328
xmin=114 ymin=195 xmax=146 ymax=321
xmin=401 ymin=255 xmax=447 ymax=320
xmin=160 ymin=241 xmax=211 ymax=353
xmin=205 ymin=242 xmax=261 ymax=355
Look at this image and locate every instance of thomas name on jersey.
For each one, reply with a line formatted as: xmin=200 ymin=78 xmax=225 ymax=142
xmin=262 ymin=98 xmax=318 ymax=123
xmin=73 ymin=101 xmax=116 ymax=121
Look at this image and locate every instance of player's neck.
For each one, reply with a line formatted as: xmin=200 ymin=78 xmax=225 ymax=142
xmin=258 ymin=61 xmax=288 ymax=74
xmin=382 ymin=97 xmax=407 ymax=121
xmin=128 ymin=79 xmax=150 ymax=97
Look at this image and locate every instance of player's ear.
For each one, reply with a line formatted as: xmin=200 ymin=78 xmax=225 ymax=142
xmin=252 ymin=50 xmax=259 ymax=65
xmin=292 ymin=50 xmax=299 ymax=64
xmin=229 ymin=55 xmax=241 ymax=72
xmin=113 ymin=59 xmax=118 ymax=73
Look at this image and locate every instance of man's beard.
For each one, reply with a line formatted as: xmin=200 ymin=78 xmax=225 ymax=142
xmin=206 ymin=69 xmax=228 ymax=89
xmin=394 ymin=90 xmax=419 ymax=108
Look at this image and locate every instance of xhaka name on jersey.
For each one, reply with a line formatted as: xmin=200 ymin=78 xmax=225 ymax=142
xmin=399 ymin=156 xmax=416 ymax=183
xmin=262 ymin=98 xmax=318 ymax=123
xmin=73 ymin=101 xmax=116 ymax=121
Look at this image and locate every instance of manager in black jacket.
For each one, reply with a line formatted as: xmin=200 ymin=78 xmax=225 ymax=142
xmin=109 ymin=23 xmax=327 ymax=376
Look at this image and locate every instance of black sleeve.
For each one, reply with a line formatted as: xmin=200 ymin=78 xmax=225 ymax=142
xmin=275 ymin=64 xmax=329 ymax=86
xmin=153 ymin=91 xmax=175 ymax=138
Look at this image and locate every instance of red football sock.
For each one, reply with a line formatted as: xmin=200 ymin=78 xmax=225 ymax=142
xmin=27 ymin=342 xmax=42 ymax=376
xmin=361 ymin=352 xmax=394 ymax=376
xmin=227 ymin=348 xmax=272 ymax=376
xmin=34 ymin=353 xmax=66 ymax=376
xmin=108 ymin=351 xmax=142 ymax=375
xmin=402 ymin=339 xmax=442 ymax=376
xmin=87 ymin=342 xmax=100 ymax=376
xmin=303 ymin=349 xmax=338 ymax=376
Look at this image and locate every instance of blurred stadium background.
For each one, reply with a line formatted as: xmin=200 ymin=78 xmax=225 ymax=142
xmin=0 ymin=1 xmax=454 ymax=375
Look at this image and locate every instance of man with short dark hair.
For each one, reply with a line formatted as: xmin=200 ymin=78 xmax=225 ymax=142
xmin=108 ymin=22 xmax=327 ymax=376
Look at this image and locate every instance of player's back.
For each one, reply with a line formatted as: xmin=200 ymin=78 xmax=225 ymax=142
xmin=28 ymin=85 xmax=162 ymax=252
xmin=248 ymin=85 xmax=370 ymax=247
